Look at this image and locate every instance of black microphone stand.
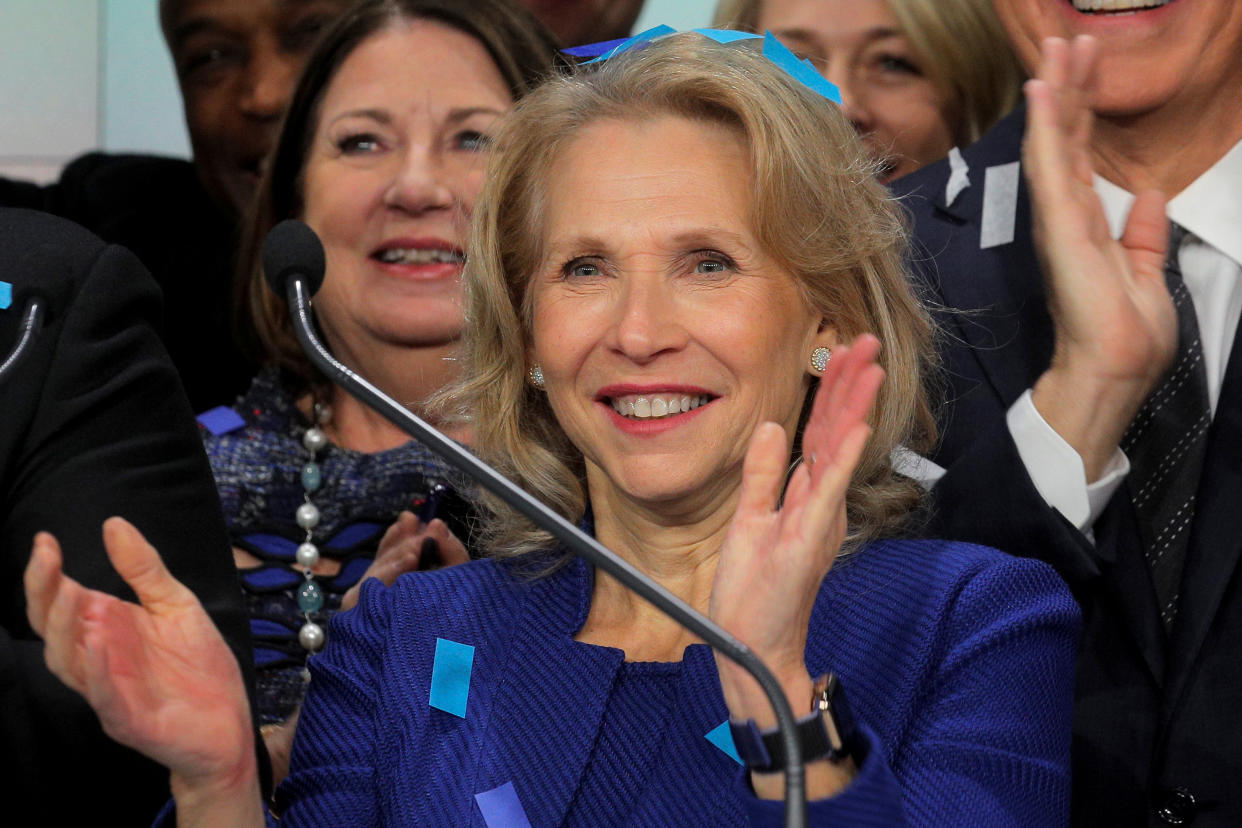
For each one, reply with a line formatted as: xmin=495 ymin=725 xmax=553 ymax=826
xmin=0 ymin=297 xmax=45 ymax=385
xmin=279 ymin=253 xmax=808 ymax=827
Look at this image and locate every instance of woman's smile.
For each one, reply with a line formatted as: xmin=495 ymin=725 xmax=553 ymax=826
xmin=530 ymin=114 xmax=827 ymax=506
xmin=369 ymin=236 xmax=466 ymax=282
xmin=596 ymin=384 xmax=720 ymax=435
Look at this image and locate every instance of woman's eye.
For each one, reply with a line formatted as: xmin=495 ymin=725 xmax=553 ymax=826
xmin=691 ymin=253 xmax=734 ymax=276
xmin=455 ymin=131 xmax=493 ymax=152
xmin=338 ymin=133 xmax=383 ymax=154
xmin=876 ymin=53 xmax=922 ymax=76
xmin=564 ymin=260 xmax=602 ymax=279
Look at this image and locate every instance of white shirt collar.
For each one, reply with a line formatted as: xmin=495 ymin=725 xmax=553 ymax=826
xmin=1093 ymin=137 xmax=1242 ymax=267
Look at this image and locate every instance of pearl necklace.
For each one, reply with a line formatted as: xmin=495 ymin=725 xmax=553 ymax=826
xmin=293 ymin=401 xmax=331 ymax=653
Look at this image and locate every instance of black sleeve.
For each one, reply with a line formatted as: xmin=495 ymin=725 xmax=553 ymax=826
xmin=0 ymin=153 xmax=105 ymax=216
xmin=0 ymin=209 xmax=260 ymax=821
xmin=925 ymin=415 xmax=1104 ymax=593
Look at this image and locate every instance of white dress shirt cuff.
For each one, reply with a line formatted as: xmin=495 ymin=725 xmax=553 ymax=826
xmin=1006 ymin=389 xmax=1129 ymax=532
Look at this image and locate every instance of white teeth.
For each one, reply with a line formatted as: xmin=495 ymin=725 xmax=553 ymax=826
xmin=1071 ymin=0 xmax=1168 ymax=12
xmin=610 ymin=393 xmax=711 ymax=420
xmin=376 ymin=248 xmax=464 ymax=264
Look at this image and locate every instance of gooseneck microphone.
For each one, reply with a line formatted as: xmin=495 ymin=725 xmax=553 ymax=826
xmin=0 ymin=295 xmax=46 ymax=385
xmin=263 ymin=219 xmax=809 ymax=826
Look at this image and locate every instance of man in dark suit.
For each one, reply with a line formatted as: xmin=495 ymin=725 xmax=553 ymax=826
xmin=892 ymin=2 xmax=1242 ymax=824
xmin=0 ymin=0 xmax=351 ymax=411
xmin=0 ymin=207 xmax=259 ymax=820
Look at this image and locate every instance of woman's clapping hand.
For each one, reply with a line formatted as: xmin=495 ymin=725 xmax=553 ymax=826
xmin=709 ymin=335 xmax=881 ymax=724
xmin=340 ymin=513 xmax=469 ymax=612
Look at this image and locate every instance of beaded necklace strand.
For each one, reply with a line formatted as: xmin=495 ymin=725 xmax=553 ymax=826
xmin=293 ymin=401 xmax=332 ymax=654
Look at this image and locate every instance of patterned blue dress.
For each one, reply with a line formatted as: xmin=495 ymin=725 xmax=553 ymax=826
xmin=198 ymin=366 xmax=473 ymax=724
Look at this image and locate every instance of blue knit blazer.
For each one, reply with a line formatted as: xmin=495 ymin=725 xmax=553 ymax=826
xmin=276 ymin=538 xmax=1078 ymax=825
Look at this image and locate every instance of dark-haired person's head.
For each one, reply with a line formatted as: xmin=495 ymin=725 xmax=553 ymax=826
xmin=517 ymin=0 xmax=645 ymax=47
xmin=159 ymin=0 xmax=358 ymax=216
xmin=236 ymin=0 xmax=562 ymax=389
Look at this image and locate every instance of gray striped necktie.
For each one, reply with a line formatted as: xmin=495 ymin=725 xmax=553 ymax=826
xmin=1120 ymin=224 xmax=1210 ymax=632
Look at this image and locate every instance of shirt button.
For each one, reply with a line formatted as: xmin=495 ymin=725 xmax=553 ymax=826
xmin=1154 ymin=787 xmax=1198 ymax=825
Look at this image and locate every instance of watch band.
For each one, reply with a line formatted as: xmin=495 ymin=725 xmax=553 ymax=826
xmin=728 ymin=673 xmax=858 ymax=773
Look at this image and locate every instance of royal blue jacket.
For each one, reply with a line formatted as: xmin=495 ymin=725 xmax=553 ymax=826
xmin=276 ymin=537 xmax=1078 ymax=825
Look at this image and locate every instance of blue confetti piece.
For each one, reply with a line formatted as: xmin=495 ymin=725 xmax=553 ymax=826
xmin=562 ymin=36 xmax=630 ymax=58
xmin=705 ymin=720 xmax=743 ymax=765
xmin=429 ymin=637 xmax=474 ymax=718
xmin=0 ymin=281 xmax=11 ymax=310
xmin=762 ymin=32 xmax=842 ymax=104
xmin=580 ymin=24 xmax=677 ymax=64
xmin=196 ymin=405 xmax=246 ymax=436
xmin=692 ymin=28 xmax=761 ymax=44
xmin=474 ymin=781 xmax=532 ymax=828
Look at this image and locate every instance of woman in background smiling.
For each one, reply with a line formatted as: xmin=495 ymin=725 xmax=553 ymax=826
xmin=196 ymin=0 xmax=560 ymax=781
xmin=714 ymin=0 xmax=1023 ymax=180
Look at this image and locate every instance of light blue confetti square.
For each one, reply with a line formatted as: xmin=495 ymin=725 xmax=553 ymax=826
xmin=429 ymin=637 xmax=474 ymax=718
xmin=474 ymin=781 xmax=532 ymax=828
xmin=705 ymin=720 xmax=743 ymax=765
xmin=580 ymin=24 xmax=676 ymax=64
xmin=0 ymin=281 xmax=11 ymax=310
xmin=692 ymin=28 xmax=762 ymax=44
xmin=762 ymin=32 xmax=843 ymax=104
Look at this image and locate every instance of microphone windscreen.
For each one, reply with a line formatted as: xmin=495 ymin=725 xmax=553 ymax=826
xmin=262 ymin=219 xmax=326 ymax=296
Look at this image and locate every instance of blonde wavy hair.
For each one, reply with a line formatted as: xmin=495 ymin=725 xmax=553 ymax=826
xmin=446 ymin=34 xmax=936 ymax=562
xmin=713 ymin=0 xmax=1023 ymax=146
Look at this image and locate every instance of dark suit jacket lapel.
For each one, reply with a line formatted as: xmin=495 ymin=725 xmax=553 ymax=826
xmin=910 ymin=107 xmax=1054 ymax=410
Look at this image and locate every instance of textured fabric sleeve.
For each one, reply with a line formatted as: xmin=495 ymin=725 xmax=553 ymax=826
xmin=275 ymin=578 xmax=393 ymax=823
xmin=739 ymin=724 xmax=908 ymax=826
xmin=891 ymin=556 xmax=1077 ymax=826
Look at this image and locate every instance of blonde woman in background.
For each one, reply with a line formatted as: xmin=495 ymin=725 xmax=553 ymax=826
xmin=715 ymin=0 xmax=1023 ymax=181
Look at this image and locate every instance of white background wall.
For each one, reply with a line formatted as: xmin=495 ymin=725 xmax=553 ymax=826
xmin=0 ymin=0 xmax=718 ymax=183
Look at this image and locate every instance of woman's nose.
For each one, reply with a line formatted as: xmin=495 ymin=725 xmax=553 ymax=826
xmin=823 ymin=62 xmax=872 ymax=134
xmin=609 ymin=275 xmax=688 ymax=362
xmin=383 ymin=147 xmax=455 ymax=215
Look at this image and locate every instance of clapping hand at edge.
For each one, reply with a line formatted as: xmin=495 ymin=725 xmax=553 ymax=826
xmin=24 ymin=518 xmax=264 ymax=826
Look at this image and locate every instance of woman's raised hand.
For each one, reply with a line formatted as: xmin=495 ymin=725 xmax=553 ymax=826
xmin=710 ymin=336 xmax=882 ymax=725
xmin=1024 ymin=35 xmax=1175 ymax=480
xmin=340 ymin=513 xmax=470 ymax=611
xmin=24 ymin=518 xmax=263 ymax=821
